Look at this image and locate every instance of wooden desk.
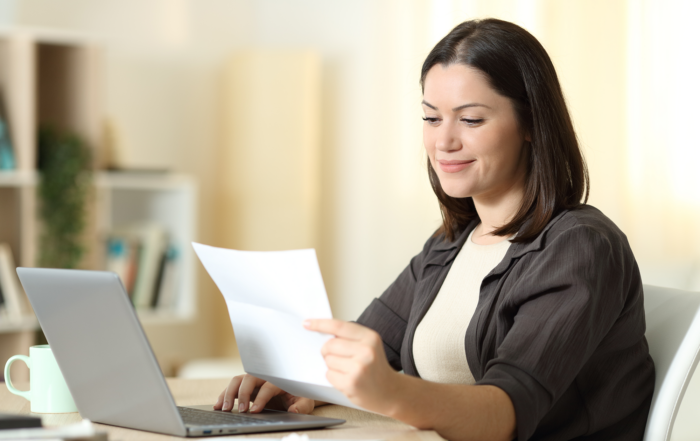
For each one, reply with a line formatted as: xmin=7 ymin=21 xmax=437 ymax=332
xmin=0 ymin=378 xmax=444 ymax=440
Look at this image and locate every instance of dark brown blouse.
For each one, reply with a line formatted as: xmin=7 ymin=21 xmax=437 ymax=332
xmin=357 ymin=205 xmax=655 ymax=441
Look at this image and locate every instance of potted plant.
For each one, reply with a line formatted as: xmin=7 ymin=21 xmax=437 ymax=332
xmin=37 ymin=127 xmax=91 ymax=269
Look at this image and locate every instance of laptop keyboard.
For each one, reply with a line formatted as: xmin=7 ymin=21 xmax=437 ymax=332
xmin=178 ymin=406 xmax=281 ymax=427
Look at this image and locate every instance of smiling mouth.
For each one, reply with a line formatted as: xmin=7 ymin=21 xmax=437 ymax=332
xmin=438 ymin=159 xmax=475 ymax=173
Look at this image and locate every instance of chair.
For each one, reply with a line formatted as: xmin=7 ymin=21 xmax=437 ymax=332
xmin=643 ymin=285 xmax=700 ymax=441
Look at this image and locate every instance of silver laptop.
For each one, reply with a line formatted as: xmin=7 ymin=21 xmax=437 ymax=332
xmin=16 ymin=268 xmax=345 ymax=437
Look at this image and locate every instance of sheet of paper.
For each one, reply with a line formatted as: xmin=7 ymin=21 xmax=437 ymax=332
xmin=192 ymin=243 xmax=361 ymax=410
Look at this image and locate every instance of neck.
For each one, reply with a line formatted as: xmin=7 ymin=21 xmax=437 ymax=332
xmin=471 ymin=176 xmax=525 ymax=245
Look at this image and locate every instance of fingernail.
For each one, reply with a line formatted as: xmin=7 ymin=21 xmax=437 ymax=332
xmin=250 ymin=404 xmax=259 ymax=412
xmin=223 ymin=400 xmax=229 ymax=410
xmin=303 ymin=320 xmax=311 ymax=328
xmin=238 ymin=402 xmax=245 ymax=413
xmin=290 ymin=408 xmax=298 ymax=414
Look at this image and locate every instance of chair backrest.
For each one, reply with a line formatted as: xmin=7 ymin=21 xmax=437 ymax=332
xmin=643 ymin=285 xmax=700 ymax=441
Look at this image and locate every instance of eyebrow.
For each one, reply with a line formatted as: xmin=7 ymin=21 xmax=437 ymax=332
xmin=421 ymin=100 xmax=491 ymax=111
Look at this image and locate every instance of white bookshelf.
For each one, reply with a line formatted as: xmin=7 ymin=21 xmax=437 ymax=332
xmin=0 ymin=27 xmax=199 ymax=379
xmin=0 ymin=170 xmax=199 ymax=325
xmin=95 ymin=171 xmax=197 ymax=324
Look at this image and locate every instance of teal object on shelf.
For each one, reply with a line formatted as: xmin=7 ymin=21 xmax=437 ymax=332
xmin=0 ymin=119 xmax=15 ymax=170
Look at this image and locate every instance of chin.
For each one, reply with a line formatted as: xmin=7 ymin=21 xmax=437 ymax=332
xmin=441 ymin=186 xmax=472 ymax=199
xmin=434 ymin=171 xmax=475 ymax=198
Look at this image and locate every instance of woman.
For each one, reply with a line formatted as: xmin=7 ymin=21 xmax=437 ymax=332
xmin=214 ymin=19 xmax=655 ymax=441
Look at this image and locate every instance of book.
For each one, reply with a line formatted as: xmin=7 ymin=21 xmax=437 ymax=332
xmin=150 ymin=248 xmax=168 ymax=308
xmin=129 ymin=224 xmax=168 ymax=309
xmin=0 ymin=92 xmax=15 ymax=171
xmin=155 ymin=245 xmax=180 ymax=311
xmin=105 ymin=224 xmax=168 ymax=309
xmin=0 ymin=118 xmax=15 ymax=170
xmin=105 ymin=236 xmax=129 ymax=284
xmin=105 ymin=235 xmax=138 ymax=295
xmin=0 ymin=243 xmax=27 ymax=320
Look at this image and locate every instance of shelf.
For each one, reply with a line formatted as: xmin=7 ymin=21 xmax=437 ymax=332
xmin=0 ymin=170 xmax=192 ymax=189
xmin=0 ymin=26 xmax=101 ymax=46
xmin=0 ymin=170 xmax=37 ymax=187
xmin=0 ymin=315 xmax=38 ymax=333
xmin=95 ymin=171 xmax=194 ymax=190
xmin=136 ymin=309 xmax=195 ymax=326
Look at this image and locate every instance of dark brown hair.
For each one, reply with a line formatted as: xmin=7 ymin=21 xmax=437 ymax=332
xmin=421 ymin=18 xmax=589 ymax=242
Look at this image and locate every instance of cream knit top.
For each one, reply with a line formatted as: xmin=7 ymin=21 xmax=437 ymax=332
xmin=413 ymin=228 xmax=511 ymax=384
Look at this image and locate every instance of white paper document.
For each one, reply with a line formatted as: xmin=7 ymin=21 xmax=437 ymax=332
xmin=192 ymin=243 xmax=361 ymax=410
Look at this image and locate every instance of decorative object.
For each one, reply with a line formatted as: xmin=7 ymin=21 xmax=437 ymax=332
xmin=37 ymin=127 xmax=91 ymax=269
xmin=0 ymin=119 xmax=15 ymax=170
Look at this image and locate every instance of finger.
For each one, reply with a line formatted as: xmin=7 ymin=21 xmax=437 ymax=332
xmin=323 ymin=354 xmax=352 ymax=374
xmin=215 ymin=377 xmax=239 ymax=409
xmin=214 ymin=389 xmax=225 ymax=409
xmin=304 ymin=319 xmax=367 ymax=340
xmin=249 ymin=382 xmax=283 ymax=413
xmin=220 ymin=376 xmax=244 ymax=411
xmin=348 ymin=340 xmax=380 ymax=366
xmin=326 ymin=369 xmax=349 ymax=394
xmin=287 ymin=397 xmax=315 ymax=414
xmin=321 ymin=337 xmax=362 ymax=358
xmin=238 ymin=375 xmax=263 ymax=413
xmin=278 ymin=392 xmax=299 ymax=410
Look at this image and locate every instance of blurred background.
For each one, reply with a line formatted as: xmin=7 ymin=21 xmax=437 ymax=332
xmin=0 ymin=0 xmax=698 ymax=438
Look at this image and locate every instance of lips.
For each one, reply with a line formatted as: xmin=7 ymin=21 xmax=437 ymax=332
xmin=437 ymin=159 xmax=475 ymax=173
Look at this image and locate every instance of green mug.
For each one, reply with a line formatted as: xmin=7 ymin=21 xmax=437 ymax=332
xmin=4 ymin=344 xmax=78 ymax=413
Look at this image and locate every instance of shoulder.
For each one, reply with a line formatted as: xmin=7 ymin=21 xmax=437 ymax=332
xmin=507 ymin=206 xmax=642 ymax=309
xmin=513 ymin=205 xmax=638 ymax=287
xmin=539 ymin=205 xmax=629 ymax=254
xmin=551 ymin=205 xmax=624 ymax=236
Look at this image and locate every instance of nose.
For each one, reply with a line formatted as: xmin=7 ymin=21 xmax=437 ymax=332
xmin=435 ymin=122 xmax=462 ymax=153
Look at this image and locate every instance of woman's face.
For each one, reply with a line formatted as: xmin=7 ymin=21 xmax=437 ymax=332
xmin=422 ymin=63 xmax=529 ymax=201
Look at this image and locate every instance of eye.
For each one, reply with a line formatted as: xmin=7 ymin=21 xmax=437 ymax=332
xmin=422 ymin=116 xmax=440 ymax=124
xmin=461 ymin=118 xmax=484 ymax=126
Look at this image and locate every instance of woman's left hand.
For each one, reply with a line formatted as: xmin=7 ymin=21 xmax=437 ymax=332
xmin=303 ymin=319 xmax=400 ymax=414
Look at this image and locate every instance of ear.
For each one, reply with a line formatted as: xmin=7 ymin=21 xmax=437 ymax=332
xmin=524 ymin=131 xmax=531 ymax=143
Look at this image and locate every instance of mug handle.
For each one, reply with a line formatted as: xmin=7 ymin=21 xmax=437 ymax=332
xmin=4 ymin=355 xmax=31 ymax=401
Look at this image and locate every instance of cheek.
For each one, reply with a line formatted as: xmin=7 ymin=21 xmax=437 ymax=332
xmin=483 ymin=126 xmax=524 ymax=164
xmin=423 ymin=129 xmax=436 ymax=161
xmin=422 ymin=129 xmax=432 ymax=150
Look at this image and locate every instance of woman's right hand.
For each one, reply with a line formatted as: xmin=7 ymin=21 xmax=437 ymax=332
xmin=213 ymin=374 xmax=315 ymax=414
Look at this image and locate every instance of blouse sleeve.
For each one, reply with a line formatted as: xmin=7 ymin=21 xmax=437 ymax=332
xmin=475 ymin=224 xmax=638 ymax=441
